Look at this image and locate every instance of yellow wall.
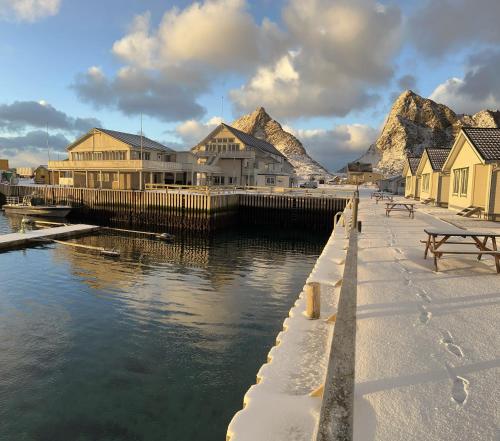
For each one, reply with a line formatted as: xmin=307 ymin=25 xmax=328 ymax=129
xmin=70 ymin=132 xmax=131 ymax=153
xmin=448 ymin=139 xmax=483 ymax=210
xmin=492 ymin=171 xmax=500 ymax=219
xmin=418 ymin=157 xmax=436 ymax=200
xmin=0 ymin=159 xmax=9 ymax=170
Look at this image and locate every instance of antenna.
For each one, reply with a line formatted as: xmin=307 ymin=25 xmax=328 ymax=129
xmin=46 ymin=123 xmax=50 ymax=163
xmin=140 ymin=113 xmax=143 ymax=160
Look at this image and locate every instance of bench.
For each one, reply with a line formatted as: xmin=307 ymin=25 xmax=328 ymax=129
xmin=386 ymin=202 xmax=415 ymax=218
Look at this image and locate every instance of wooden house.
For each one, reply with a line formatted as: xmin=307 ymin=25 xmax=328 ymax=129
xmin=346 ymin=162 xmax=383 ymax=184
xmin=402 ymin=156 xmax=421 ymax=198
xmin=415 ymin=148 xmax=451 ymax=206
xmin=442 ymin=127 xmax=500 ymax=219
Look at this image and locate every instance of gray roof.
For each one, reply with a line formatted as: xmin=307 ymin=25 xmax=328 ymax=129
xmin=426 ymin=148 xmax=450 ymax=171
xmin=462 ymin=127 xmax=500 ymax=161
xmin=98 ymin=128 xmax=175 ymax=153
xmin=221 ymin=124 xmax=285 ymax=158
xmin=347 ymin=162 xmax=372 ymax=172
xmin=408 ymin=156 xmax=421 ymax=174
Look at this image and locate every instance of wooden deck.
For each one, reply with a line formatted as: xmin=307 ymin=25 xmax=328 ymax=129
xmin=0 ymin=224 xmax=100 ymax=252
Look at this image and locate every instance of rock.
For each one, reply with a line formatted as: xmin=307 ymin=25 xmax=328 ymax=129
xmin=232 ymin=107 xmax=332 ymax=180
xmin=353 ymin=90 xmax=500 ymax=176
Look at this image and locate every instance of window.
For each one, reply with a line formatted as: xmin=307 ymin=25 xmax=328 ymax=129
xmin=452 ymin=167 xmax=469 ymax=196
xmin=265 ymin=176 xmax=276 ymax=185
xmin=422 ymin=173 xmax=430 ymax=192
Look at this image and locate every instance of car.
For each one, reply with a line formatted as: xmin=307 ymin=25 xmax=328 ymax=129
xmin=299 ymin=181 xmax=318 ymax=189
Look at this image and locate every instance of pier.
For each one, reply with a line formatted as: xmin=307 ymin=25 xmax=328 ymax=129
xmin=228 ymin=190 xmax=500 ymax=441
xmin=0 ymin=184 xmax=349 ymax=230
xmin=0 ymin=224 xmax=100 ymax=252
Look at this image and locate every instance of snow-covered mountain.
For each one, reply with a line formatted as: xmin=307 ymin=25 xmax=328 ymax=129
xmin=232 ymin=107 xmax=332 ymax=179
xmin=354 ymin=90 xmax=500 ymax=176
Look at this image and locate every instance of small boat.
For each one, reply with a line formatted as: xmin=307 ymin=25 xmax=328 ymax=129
xmin=2 ymin=195 xmax=72 ymax=219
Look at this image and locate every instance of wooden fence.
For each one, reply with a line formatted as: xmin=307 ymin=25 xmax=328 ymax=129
xmin=0 ymin=184 xmax=349 ymax=231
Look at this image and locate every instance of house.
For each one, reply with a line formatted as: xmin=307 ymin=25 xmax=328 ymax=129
xmin=378 ymin=175 xmax=405 ymax=195
xmin=16 ymin=167 xmax=34 ymax=178
xmin=442 ymin=127 xmax=500 ymax=220
xmin=34 ymin=165 xmax=50 ymax=184
xmin=402 ymin=156 xmax=421 ymax=198
xmin=191 ymin=123 xmax=296 ymax=187
xmin=48 ymin=128 xmax=218 ymax=190
xmin=0 ymin=159 xmax=9 ymax=171
xmin=346 ymin=162 xmax=384 ymax=184
xmin=415 ymin=148 xmax=451 ymax=206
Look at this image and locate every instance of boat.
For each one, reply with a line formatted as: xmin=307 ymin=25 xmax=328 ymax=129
xmin=2 ymin=195 xmax=72 ymax=219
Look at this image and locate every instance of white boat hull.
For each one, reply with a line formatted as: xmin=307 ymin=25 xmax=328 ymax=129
xmin=2 ymin=205 xmax=72 ymax=218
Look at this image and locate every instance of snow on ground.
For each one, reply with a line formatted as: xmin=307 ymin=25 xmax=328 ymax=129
xmin=354 ymin=192 xmax=500 ymax=441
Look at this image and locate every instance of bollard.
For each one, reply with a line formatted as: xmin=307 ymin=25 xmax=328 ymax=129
xmin=357 ymin=220 xmax=362 ymax=233
xmin=305 ymin=282 xmax=321 ymax=319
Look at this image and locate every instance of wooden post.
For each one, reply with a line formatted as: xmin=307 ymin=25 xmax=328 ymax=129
xmin=305 ymin=282 xmax=321 ymax=319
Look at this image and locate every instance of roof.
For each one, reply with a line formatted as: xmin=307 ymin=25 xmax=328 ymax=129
xmin=221 ymin=124 xmax=285 ymax=158
xmin=96 ymin=128 xmax=175 ymax=153
xmin=408 ymin=156 xmax=421 ymax=175
xmin=347 ymin=162 xmax=373 ymax=173
xmin=462 ymin=127 xmax=500 ymax=161
xmin=425 ymin=148 xmax=450 ymax=171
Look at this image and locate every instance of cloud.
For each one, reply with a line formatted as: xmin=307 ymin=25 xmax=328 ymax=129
xmin=0 ymin=0 xmax=61 ymax=22
xmin=284 ymin=123 xmax=378 ymax=171
xmin=73 ymin=66 xmax=206 ymax=122
xmin=230 ymin=0 xmax=401 ymax=118
xmin=409 ymin=0 xmax=500 ymax=57
xmin=0 ymin=100 xmax=100 ymax=132
xmin=397 ymin=74 xmax=417 ymax=91
xmin=429 ymin=51 xmax=500 ymax=113
xmin=0 ymin=130 xmax=69 ymax=167
xmin=175 ymin=116 xmax=222 ymax=146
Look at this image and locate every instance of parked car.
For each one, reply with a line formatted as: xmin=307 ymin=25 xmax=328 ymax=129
xmin=299 ymin=181 xmax=318 ymax=189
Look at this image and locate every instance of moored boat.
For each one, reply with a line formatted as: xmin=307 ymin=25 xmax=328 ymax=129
xmin=2 ymin=195 xmax=72 ymax=219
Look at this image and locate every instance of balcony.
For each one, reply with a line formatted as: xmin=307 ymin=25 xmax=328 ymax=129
xmin=49 ymin=160 xmax=192 ymax=172
xmin=196 ymin=150 xmax=255 ymax=159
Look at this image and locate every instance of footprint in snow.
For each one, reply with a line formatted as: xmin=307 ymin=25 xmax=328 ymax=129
xmin=440 ymin=330 xmax=464 ymax=358
xmin=451 ymin=376 xmax=469 ymax=405
xmin=416 ymin=290 xmax=432 ymax=303
xmin=419 ymin=305 xmax=432 ymax=324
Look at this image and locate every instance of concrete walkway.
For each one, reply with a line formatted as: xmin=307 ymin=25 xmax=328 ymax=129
xmin=354 ymin=196 xmax=500 ymax=440
xmin=0 ymin=224 xmax=100 ymax=251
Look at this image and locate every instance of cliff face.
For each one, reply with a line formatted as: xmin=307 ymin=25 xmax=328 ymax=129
xmin=356 ymin=90 xmax=500 ymax=175
xmin=232 ymin=107 xmax=331 ymax=179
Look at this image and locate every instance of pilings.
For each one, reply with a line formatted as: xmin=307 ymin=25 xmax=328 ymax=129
xmin=0 ymin=185 xmax=348 ymax=231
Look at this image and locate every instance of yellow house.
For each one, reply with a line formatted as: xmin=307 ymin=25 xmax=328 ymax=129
xmin=0 ymin=159 xmax=9 ymax=171
xmin=191 ymin=123 xmax=296 ymax=187
xmin=402 ymin=156 xmax=421 ymax=198
xmin=48 ymin=128 xmax=219 ymax=190
xmin=415 ymin=148 xmax=451 ymax=206
xmin=442 ymin=127 xmax=500 ymax=220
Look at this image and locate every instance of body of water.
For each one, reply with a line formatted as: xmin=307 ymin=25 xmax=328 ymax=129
xmin=0 ymin=212 xmax=327 ymax=441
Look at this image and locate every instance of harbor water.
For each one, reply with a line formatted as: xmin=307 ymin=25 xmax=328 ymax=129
xmin=0 ymin=212 xmax=328 ymax=441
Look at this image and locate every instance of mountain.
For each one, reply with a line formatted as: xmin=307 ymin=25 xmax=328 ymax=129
xmin=354 ymin=90 xmax=500 ymax=176
xmin=232 ymin=107 xmax=332 ymax=179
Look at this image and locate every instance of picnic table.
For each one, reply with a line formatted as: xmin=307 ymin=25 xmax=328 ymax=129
xmin=385 ymin=202 xmax=415 ymax=218
xmin=374 ymin=193 xmax=394 ymax=204
xmin=422 ymin=228 xmax=500 ymax=273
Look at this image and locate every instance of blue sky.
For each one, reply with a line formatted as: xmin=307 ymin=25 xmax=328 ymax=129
xmin=1 ymin=0 xmax=500 ymax=170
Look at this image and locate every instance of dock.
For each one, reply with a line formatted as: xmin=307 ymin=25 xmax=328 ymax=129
xmin=0 ymin=224 xmax=100 ymax=252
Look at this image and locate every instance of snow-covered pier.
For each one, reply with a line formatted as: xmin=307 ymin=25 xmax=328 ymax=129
xmin=0 ymin=224 xmax=100 ymax=252
xmin=228 ymin=190 xmax=500 ymax=441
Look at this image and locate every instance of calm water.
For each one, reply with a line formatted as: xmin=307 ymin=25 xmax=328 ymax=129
xmin=0 ymin=212 xmax=327 ymax=441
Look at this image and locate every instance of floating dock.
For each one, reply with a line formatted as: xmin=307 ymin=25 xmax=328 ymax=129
xmin=0 ymin=224 xmax=100 ymax=252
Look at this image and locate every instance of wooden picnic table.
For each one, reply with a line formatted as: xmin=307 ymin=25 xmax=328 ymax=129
xmin=385 ymin=202 xmax=415 ymax=218
xmin=375 ymin=193 xmax=394 ymax=204
xmin=422 ymin=228 xmax=500 ymax=273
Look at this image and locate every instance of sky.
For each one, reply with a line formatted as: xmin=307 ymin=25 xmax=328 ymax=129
xmin=1 ymin=0 xmax=500 ymax=171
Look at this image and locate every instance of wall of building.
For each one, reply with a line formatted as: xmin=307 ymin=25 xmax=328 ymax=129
xmin=418 ymin=158 xmax=434 ymax=200
xmin=448 ymin=140 xmax=483 ymax=210
xmin=439 ymin=174 xmax=450 ymax=206
xmin=472 ymin=164 xmax=489 ymax=208
xmin=0 ymin=159 xmax=9 ymax=170
xmin=492 ymin=170 xmax=500 ymax=220
xmin=404 ymin=168 xmax=414 ymax=197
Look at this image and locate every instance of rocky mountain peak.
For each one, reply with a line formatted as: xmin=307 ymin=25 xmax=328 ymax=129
xmin=355 ymin=90 xmax=500 ymax=176
xmin=232 ymin=107 xmax=331 ymax=179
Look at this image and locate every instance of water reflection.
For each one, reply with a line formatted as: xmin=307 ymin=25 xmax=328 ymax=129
xmin=0 ymin=215 xmax=327 ymax=441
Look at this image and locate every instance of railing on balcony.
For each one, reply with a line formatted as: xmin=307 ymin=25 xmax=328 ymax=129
xmin=48 ymin=160 xmax=217 ymax=173
xmin=196 ymin=150 xmax=255 ymax=159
